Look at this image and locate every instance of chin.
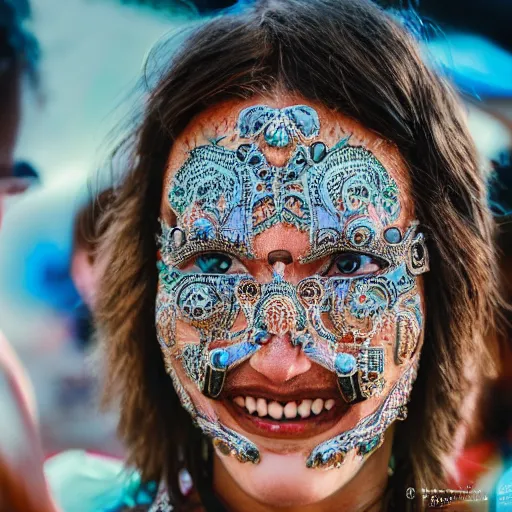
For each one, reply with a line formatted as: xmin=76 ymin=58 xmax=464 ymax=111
xmin=218 ymin=449 xmax=363 ymax=507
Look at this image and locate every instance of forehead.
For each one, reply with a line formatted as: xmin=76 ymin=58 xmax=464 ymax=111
xmin=161 ymin=94 xmax=413 ymax=222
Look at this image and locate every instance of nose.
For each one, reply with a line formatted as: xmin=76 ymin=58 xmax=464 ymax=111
xmin=249 ymin=333 xmax=312 ymax=383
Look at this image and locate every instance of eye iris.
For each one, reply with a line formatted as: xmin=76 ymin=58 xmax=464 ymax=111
xmin=336 ymin=255 xmax=361 ymax=274
xmin=197 ymin=253 xmax=232 ymax=274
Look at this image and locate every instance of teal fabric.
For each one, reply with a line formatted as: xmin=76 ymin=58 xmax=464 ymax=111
xmin=44 ymin=450 xmax=156 ymax=512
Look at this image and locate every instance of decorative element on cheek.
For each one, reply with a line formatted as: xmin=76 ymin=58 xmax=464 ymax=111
xmin=306 ymin=362 xmax=416 ymax=469
xmin=178 ymin=282 xmax=223 ymax=328
xmin=164 ymin=355 xmax=197 ymax=417
xmin=161 ymin=341 xmax=262 ymax=464
xmin=335 ymin=352 xmax=360 ymax=403
xmin=202 ymin=342 xmax=263 ymax=399
xmin=395 ymin=295 xmax=423 ymax=365
xmin=334 ymin=347 xmax=385 ymax=404
xmin=297 ymin=277 xmax=326 ymax=307
xmin=203 ymin=348 xmax=228 ymax=398
xmin=407 ymin=233 xmax=429 ymax=275
xmin=196 ymin=416 xmax=260 ymax=464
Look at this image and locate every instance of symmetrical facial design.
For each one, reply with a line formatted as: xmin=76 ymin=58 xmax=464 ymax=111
xmin=156 ymin=102 xmax=428 ymax=471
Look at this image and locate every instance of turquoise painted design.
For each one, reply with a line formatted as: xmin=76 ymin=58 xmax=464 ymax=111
xmin=157 ymin=104 xmax=430 ymax=470
xmin=237 ymin=105 xmax=320 ymax=147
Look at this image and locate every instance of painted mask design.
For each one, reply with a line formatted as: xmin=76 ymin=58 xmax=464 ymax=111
xmin=156 ymin=104 xmax=429 ymax=469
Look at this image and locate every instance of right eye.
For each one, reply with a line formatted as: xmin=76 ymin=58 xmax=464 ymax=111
xmin=179 ymin=252 xmax=247 ymax=275
xmin=324 ymin=252 xmax=385 ymax=278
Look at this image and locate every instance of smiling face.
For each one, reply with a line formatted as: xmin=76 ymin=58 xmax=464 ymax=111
xmin=156 ymin=95 xmax=428 ymax=506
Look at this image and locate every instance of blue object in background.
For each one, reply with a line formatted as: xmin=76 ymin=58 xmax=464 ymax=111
xmin=428 ymin=34 xmax=512 ymax=98
xmin=23 ymin=240 xmax=80 ymax=313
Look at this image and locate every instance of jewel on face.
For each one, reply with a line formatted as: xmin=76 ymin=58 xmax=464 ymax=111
xmin=334 ymin=353 xmax=357 ymax=376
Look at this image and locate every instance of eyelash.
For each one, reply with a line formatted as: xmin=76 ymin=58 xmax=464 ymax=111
xmin=178 ymin=251 xmax=386 ymax=277
xmin=179 ymin=251 xmax=246 ymax=275
xmin=324 ymin=252 xmax=386 ymax=277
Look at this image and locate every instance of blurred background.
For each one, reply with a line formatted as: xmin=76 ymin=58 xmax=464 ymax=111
xmin=0 ymin=0 xmax=510 ymax=479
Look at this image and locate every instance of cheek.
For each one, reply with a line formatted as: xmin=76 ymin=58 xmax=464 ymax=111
xmin=156 ymin=319 xmax=219 ymax=420
xmin=174 ymin=318 xmax=201 ymax=345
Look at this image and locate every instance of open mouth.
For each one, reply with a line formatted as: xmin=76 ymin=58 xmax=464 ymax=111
xmin=224 ymin=394 xmax=347 ymax=439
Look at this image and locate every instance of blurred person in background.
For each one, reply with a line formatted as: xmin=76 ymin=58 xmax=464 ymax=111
xmin=71 ymin=187 xmax=115 ymax=348
xmin=0 ymin=0 xmax=55 ymax=511
xmin=0 ymin=0 xmax=38 ymax=208
xmin=53 ymin=187 xmax=123 ymax=458
xmin=44 ymin=0 xmax=503 ymax=511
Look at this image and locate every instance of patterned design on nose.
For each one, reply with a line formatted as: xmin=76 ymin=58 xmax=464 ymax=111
xmin=262 ymin=295 xmax=298 ymax=336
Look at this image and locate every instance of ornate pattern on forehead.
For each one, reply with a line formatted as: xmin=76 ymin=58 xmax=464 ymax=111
xmin=304 ymin=142 xmax=401 ymax=261
xmin=168 ymin=142 xmax=250 ymax=243
xmin=165 ymin=140 xmax=314 ymax=265
xmin=164 ymin=139 xmax=401 ymax=267
xmin=237 ymin=104 xmax=320 ymax=148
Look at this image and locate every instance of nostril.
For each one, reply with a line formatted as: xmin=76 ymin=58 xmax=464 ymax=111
xmin=267 ymin=250 xmax=293 ymax=266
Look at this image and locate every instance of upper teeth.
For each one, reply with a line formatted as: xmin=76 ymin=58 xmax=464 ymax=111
xmin=233 ymin=396 xmax=335 ymax=420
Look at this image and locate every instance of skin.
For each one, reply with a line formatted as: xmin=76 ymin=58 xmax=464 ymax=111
xmin=160 ymin=92 xmax=423 ymax=511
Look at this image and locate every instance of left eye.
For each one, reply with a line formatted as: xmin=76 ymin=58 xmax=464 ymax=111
xmin=196 ymin=253 xmax=233 ymax=273
xmin=326 ymin=253 xmax=384 ymax=277
xmin=179 ymin=252 xmax=248 ymax=275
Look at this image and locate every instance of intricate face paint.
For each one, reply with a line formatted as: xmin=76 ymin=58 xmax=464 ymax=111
xmin=156 ymin=104 xmax=429 ymax=469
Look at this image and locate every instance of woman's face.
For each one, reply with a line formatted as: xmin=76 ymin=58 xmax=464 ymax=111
xmin=156 ymin=94 xmax=428 ymax=506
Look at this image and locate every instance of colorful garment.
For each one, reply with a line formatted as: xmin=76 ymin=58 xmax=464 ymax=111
xmin=44 ymin=450 xmax=171 ymax=512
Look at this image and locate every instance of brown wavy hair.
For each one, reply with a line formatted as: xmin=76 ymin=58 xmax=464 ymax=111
xmin=95 ymin=0 xmax=500 ymax=509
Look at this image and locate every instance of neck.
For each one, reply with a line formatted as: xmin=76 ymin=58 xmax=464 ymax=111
xmin=212 ymin=439 xmax=392 ymax=512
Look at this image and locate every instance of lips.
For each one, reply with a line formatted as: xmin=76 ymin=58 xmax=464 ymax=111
xmin=222 ymin=389 xmax=347 ymax=439
xmin=218 ymin=360 xmax=347 ymax=440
